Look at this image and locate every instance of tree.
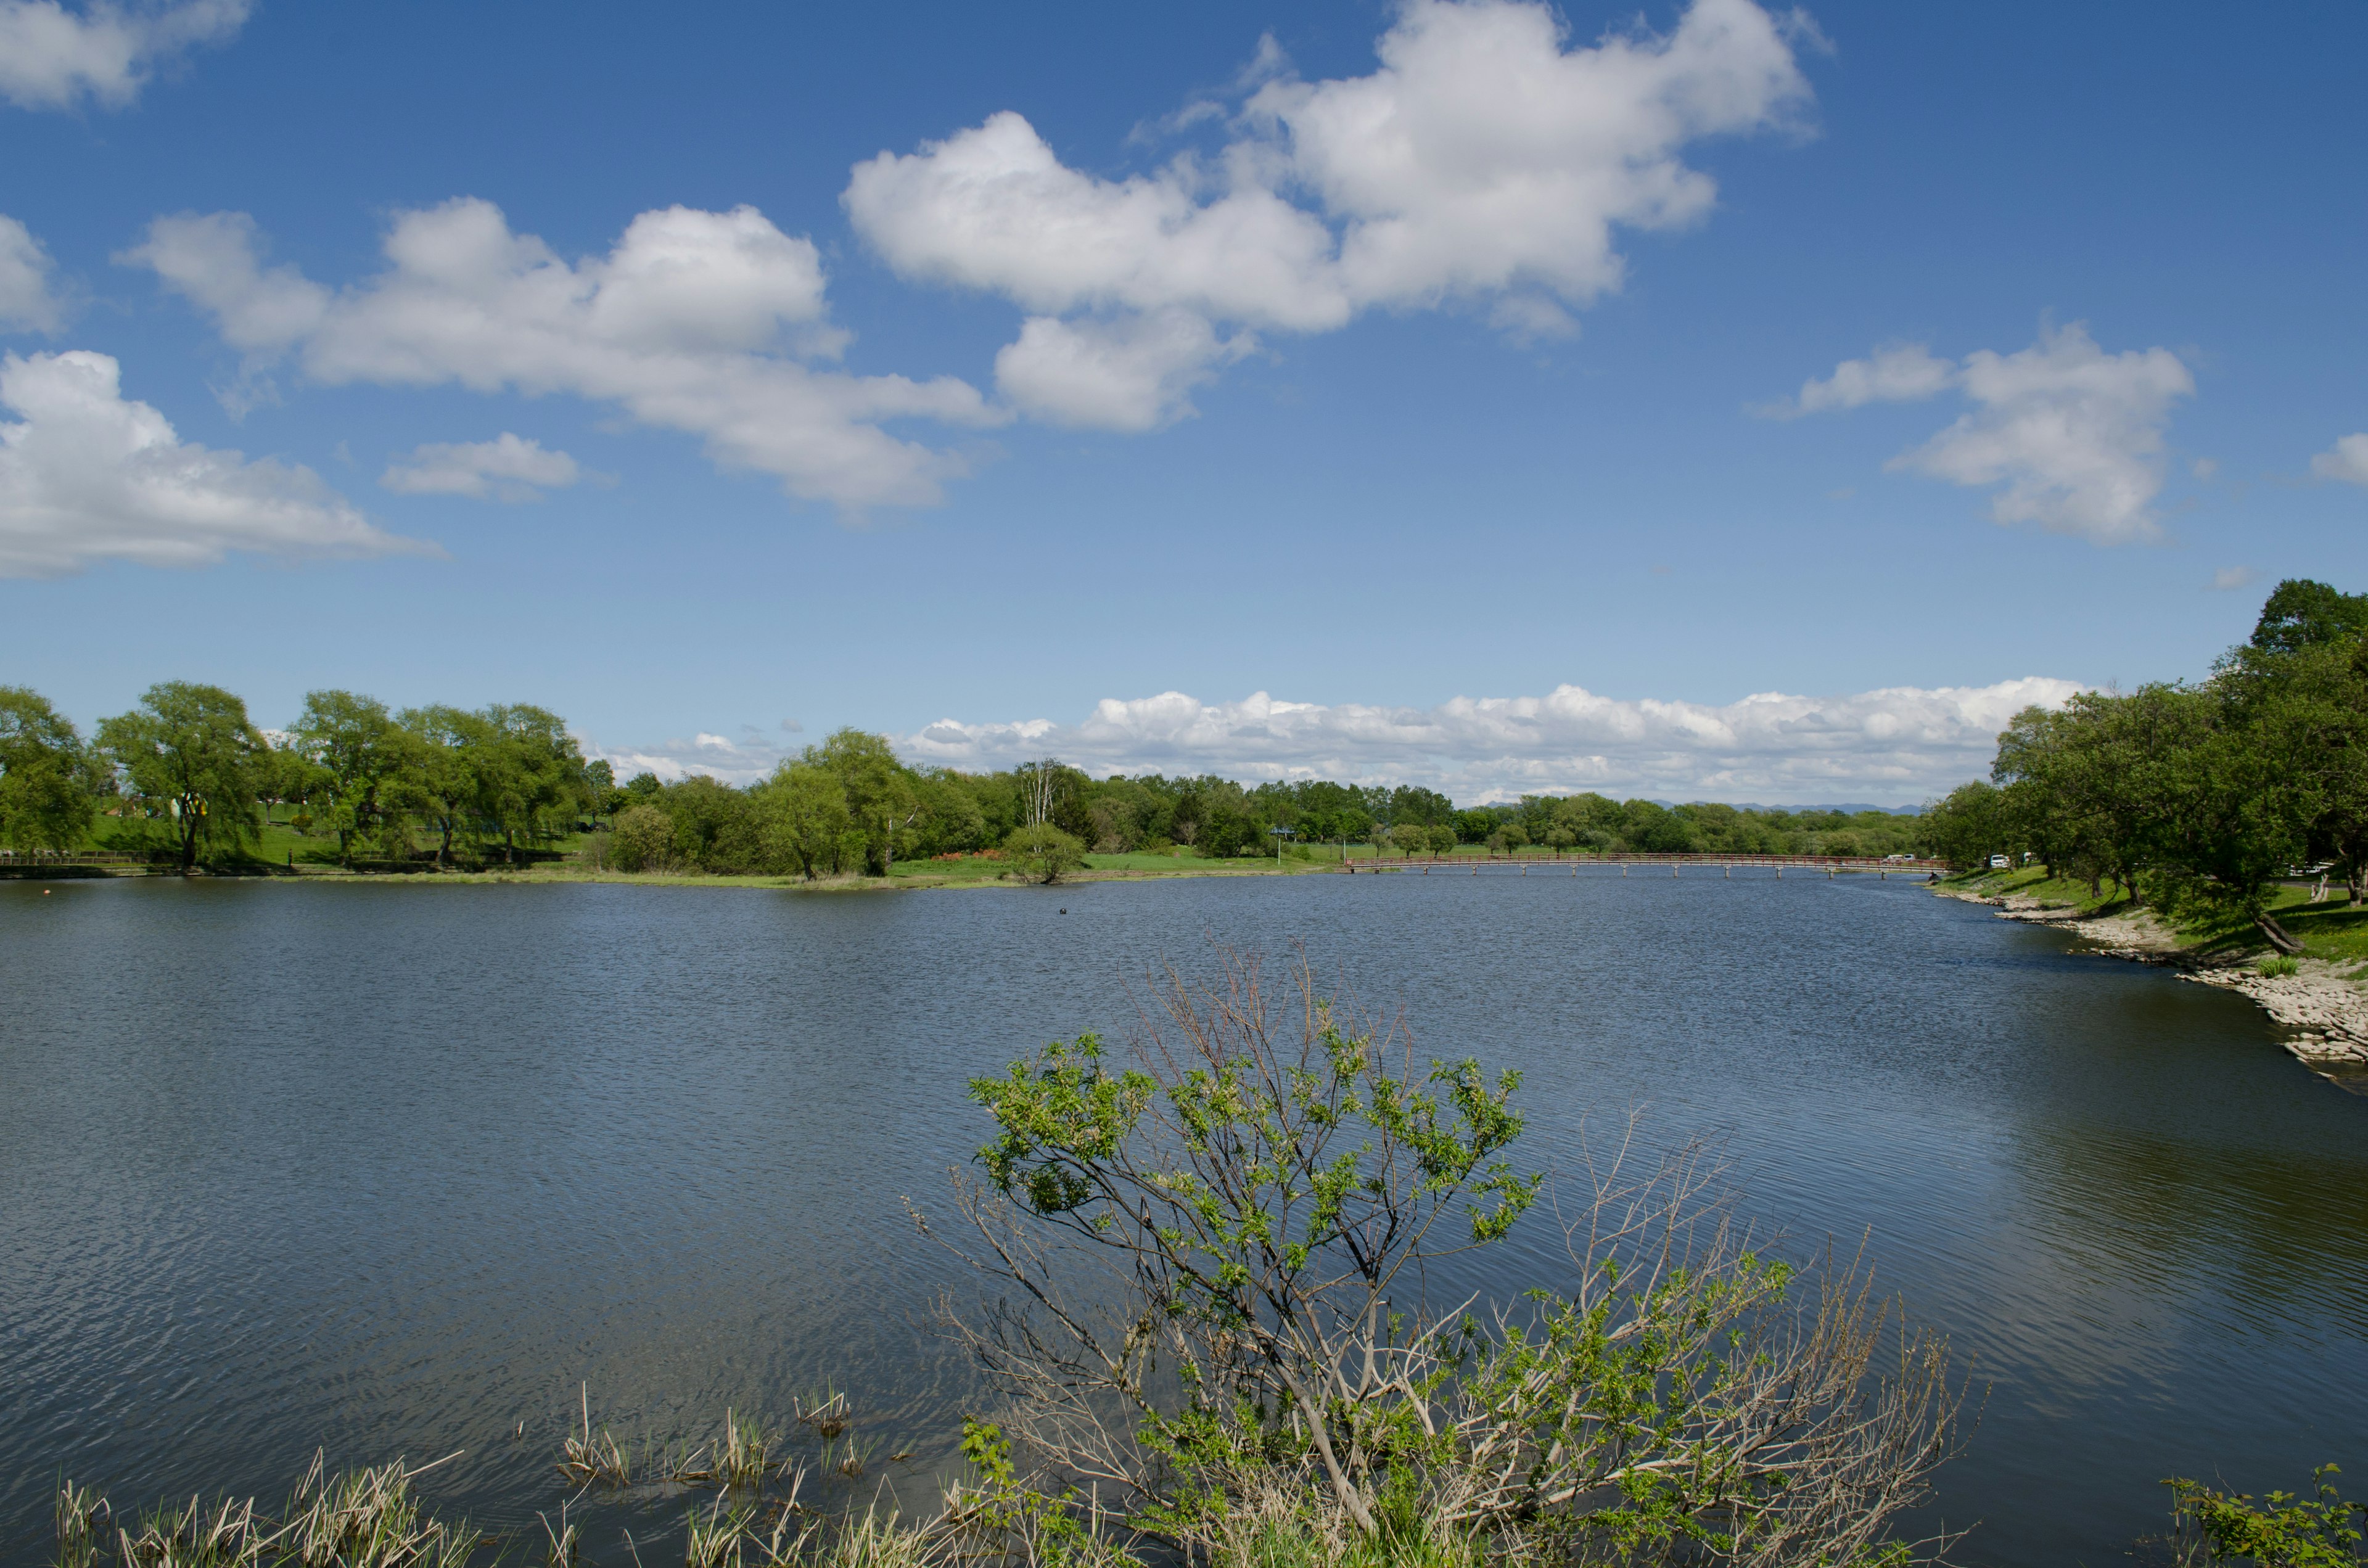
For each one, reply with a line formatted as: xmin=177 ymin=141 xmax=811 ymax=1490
xmin=937 ymin=954 xmax=1956 ymax=1561
xmin=1003 ymin=819 xmax=1085 ymax=883
xmin=97 ymin=683 xmax=265 ymax=870
xmin=0 ymin=686 xmax=101 ymax=851
xmin=2250 ymin=578 xmax=2368 ymax=655
xmin=290 ymin=690 xmax=413 ymax=863
xmin=477 ymin=704 xmax=589 ymax=862
xmin=609 ymin=803 xmax=673 ymax=872
xmin=1920 ymin=781 xmax=2007 ymax=869
xmin=758 ymin=763 xmax=853 ymax=880
xmin=661 ymin=774 xmax=764 ymax=872
xmin=807 ymin=729 xmax=918 ymax=876
xmin=396 ymin=705 xmax=491 ymax=868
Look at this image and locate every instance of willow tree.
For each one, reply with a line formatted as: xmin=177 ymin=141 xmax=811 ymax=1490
xmin=97 ymin=683 xmax=265 ymax=870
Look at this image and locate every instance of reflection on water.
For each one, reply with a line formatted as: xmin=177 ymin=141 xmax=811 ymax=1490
xmin=1 ymin=874 xmax=2361 ymax=1567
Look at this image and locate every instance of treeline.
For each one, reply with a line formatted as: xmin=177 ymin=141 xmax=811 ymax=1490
xmin=599 ymin=765 xmax=1924 ymax=876
xmin=1923 ymin=578 xmax=2368 ymax=949
xmin=0 ymin=679 xmax=1929 ymax=879
xmin=0 ymin=682 xmax=590 ymax=871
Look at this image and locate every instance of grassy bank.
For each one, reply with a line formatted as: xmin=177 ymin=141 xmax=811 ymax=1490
xmin=1940 ymin=864 xmax=2368 ymax=964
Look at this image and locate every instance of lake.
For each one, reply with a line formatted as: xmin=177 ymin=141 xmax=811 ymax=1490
xmin=2 ymin=871 xmax=2362 ymax=1567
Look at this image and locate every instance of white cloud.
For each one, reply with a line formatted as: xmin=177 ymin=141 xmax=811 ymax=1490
xmin=1899 ymin=327 xmax=2192 ymax=544
xmin=0 ymin=0 xmax=249 ymax=112
xmin=0 ymin=216 xmax=65 ymax=332
xmin=2208 ymin=566 xmax=2256 ymax=592
xmin=125 ymin=199 xmax=1002 ymax=511
xmin=0 ymin=348 xmax=427 ymax=577
xmin=586 ymin=726 xmax=790 ymax=786
xmin=382 ymin=432 xmax=580 ymax=501
xmin=2311 ymin=433 xmax=2368 ymax=487
xmin=845 ymin=0 xmax=1810 ymax=427
xmin=893 ymin=676 xmax=2083 ymax=803
xmin=1780 ymin=325 xmax=2193 ymax=545
xmin=1762 ymin=341 xmax=1953 ymax=417
xmin=995 ymin=309 xmax=1252 ymax=430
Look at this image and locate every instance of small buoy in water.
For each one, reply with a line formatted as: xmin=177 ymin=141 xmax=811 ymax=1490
xmin=43 ymin=889 xmax=51 ymax=895
xmin=1059 ymin=908 xmax=1066 ymax=914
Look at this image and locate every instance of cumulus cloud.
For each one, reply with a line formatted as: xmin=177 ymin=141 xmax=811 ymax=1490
xmin=1779 ymin=325 xmax=2193 ymax=545
xmin=2312 ymin=433 xmax=2368 ymax=487
xmin=845 ymin=0 xmax=1811 ymax=429
xmin=995 ymin=309 xmax=1252 ymax=429
xmin=890 ymin=676 xmax=2082 ymax=803
xmin=124 ymin=199 xmax=1003 ymax=510
xmin=0 ymin=0 xmax=249 ymax=112
xmin=381 ymin=432 xmax=580 ymax=501
xmin=2208 ymin=566 xmax=2257 ymax=592
xmin=586 ymin=726 xmax=790 ymax=786
xmin=0 ymin=348 xmax=427 ymax=577
xmin=0 ymin=216 xmax=65 ymax=332
xmin=1760 ymin=342 xmax=1952 ymax=417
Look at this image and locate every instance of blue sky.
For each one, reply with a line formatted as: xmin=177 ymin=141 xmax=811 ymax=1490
xmin=2 ymin=0 xmax=2364 ymax=802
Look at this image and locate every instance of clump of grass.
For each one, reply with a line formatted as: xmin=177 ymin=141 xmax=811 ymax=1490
xmin=794 ymin=1395 xmax=850 ymax=1442
xmin=282 ymin=1451 xmax=479 ymax=1568
xmin=59 ymin=1453 xmax=480 ymax=1568
xmin=557 ymin=1386 xmax=631 ymax=1489
xmin=56 ymin=1479 xmax=111 ymax=1568
xmin=673 ymin=1409 xmax=779 ymax=1489
xmin=2260 ymin=954 xmax=2301 ymax=977
xmin=681 ymin=1498 xmax=937 ymax=1568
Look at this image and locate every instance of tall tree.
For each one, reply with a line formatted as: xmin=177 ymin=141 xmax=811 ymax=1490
xmin=2250 ymin=578 xmax=2368 ymax=655
xmin=0 ymin=686 xmax=101 ymax=851
xmin=290 ymin=690 xmax=413 ymax=863
xmin=479 ymin=704 xmax=589 ymax=862
xmin=97 ymin=683 xmax=265 ymax=870
xmin=758 ymin=763 xmax=853 ymax=880
xmin=806 ymin=728 xmax=916 ymax=876
xmin=395 ymin=705 xmax=493 ymax=866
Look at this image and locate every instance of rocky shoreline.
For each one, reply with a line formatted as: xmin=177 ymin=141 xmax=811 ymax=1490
xmin=1938 ymin=887 xmax=2368 ymax=1088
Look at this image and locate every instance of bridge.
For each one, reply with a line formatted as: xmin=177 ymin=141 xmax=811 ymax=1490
xmin=1338 ymin=852 xmax=1947 ymax=877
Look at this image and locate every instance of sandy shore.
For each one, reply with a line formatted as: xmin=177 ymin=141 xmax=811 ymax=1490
xmin=1937 ymin=887 xmax=2368 ymax=1085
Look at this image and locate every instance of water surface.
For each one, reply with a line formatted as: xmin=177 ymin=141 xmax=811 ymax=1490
xmin=2 ymin=872 xmax=2361 ymax=1566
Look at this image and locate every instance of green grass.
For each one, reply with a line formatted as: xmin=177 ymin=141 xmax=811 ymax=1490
xmin=1941 ymin=864 xmax=2368 ymax=966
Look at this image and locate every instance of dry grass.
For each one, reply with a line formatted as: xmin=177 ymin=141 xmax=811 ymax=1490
xmin=556 ymin=1386 xmax=632 ymax=1488
xmin=56 ymin=1453 xmax=479 ymax=1568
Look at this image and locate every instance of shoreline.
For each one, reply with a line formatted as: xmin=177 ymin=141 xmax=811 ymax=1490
xmin=1934 ymin=884 xmax=2368 ymax=1086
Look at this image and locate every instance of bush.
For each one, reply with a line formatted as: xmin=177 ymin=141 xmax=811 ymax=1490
xmin=1003 ymin=821 xmax=1086 ymax=884
xmin=2259 ymin=954 xmax=2300 ymax=977
xmin=940 ymin=954 xmax=1959 ymax=1562
xmin=610 ymin=803 xmax=673 ymax=872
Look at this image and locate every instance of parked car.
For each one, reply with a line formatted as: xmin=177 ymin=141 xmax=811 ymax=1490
xmin=1988 ymin=854 xmax=2010 ymax=869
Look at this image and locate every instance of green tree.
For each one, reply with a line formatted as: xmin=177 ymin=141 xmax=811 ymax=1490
xmin=609 ymin=803 xmax=673 ymax=872
xmin=1920 ymin=780 xmax=2007 ymax=869
xmin=806 ymin=729 xmax=917 ymax=876
xmin=758 ymin=763 xmax=853 ymax=880
xmin=0 ymin=686 xmax=101 ymax=851
xmin=2251 ymin=578 xmax=2368 ymax=655
xmin=1004 ymin=819 xmax=1085 ymax=883
xmin=477 ymin=704 xmax=589 ymax=862
xmin=662 ymin=774 xmax=763 ymax=872
xmin=395 ymin=705 xmax=492 ymax=867
xmin=291 ymin=690 xmax=414 ymax=863
xmin=97 ymin=682 xmax=266 ymax=870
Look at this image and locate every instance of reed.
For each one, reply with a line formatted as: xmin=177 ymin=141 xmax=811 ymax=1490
xmin=56 ymin=1453 xmax=479 ymax=1568
xmin=556 ymin=1386 xmax=632 ymax=1489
